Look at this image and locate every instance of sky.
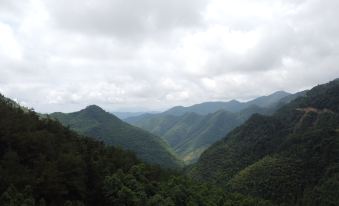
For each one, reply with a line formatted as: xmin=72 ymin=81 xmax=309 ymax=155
xmin=0 ymin=0 xmax=339 ymax=113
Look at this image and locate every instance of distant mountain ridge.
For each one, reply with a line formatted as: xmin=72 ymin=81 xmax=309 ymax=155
xmin=126 ymin=91 xmax=300 ymax=163
xmin=50 ymin=105 xmax=182 ymax=168
xmin=111 ymin=111 xmax=159 ymax=120
xmin=162 ymin=91 xmax=291 ymax=116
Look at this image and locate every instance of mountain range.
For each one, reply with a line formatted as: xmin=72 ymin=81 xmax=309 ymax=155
xmin=50 ymin=105 xmax=182 ymax=168
xmin=0 ymin=93 xmax=241 ymax=206
xmin=111 ymin=111 xmax=159 ymax=120
xmin=0 ymin=78 xmax=338 ymax=205
xmin=126 ymin=90 xmax=303 ymax=162
xmin=188 ymin=78 xmax=339 ymax=205
xmin=161 ymin=91 xmax=291 ymax=116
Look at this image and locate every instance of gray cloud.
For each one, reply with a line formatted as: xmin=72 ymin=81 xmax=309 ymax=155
xmin=45 ymin=0 xmax=207 ymax=41
xmin=0 ymin=0 xmax=339 ymax=113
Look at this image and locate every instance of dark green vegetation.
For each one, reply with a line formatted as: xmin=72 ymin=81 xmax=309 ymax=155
xmin=0 ymin=95 xmax=277 ymax=206
xmin=0 ymin=94 xmax=29 ymax=112
xmin=49 ymin=105 xmax=181 ymax=168
xmin=189 ymin=79 xmax=339 ymax=205
xmin=127 ymin=91 xmax=299 ymax=163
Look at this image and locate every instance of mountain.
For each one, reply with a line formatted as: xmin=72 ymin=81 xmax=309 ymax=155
xmin=0 ymin=93 xmax=29 ymax=111
xmin=50 ymin=105 xmax=182 ymax=168
xmin=131 ymin=107 xmax=275 ymax=163
xmin=126 ymin=91 xmax=294 ymax=163
xmin=163 ymin=100 xmax=245 ymax=116
xmin=0 ymin=94 xmax=252 ymax=206
xmin=129 ymin=111 xmax=244 ymax=163
xmin=173 ymin=111 xmax=243 ymax=162
xmin=0 ymin=94 xmax=17 ymax=106
xmin=247 ymin=91 xmax=291 ymax=108
xmin=188 ymin=79 xmax=339 ymax=205
xmin=111 ymin=111 xmax=159 ymax=120
xmin=277 ymin=90 xmax=308 ymax=105
xmin=111 ymin=111 xmax=146 ymax=119
xmin=161 ymin=91 xmax=291 ymax=116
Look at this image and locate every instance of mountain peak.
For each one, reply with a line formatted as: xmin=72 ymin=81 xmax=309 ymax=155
xmin=80 ymin=105 xmax=112 ymax=121
xmin=271 ymin=90 xmax=290 ymax=96
xmin=229 ymin=99 xmax=240 ymax=104
xmin=84 ymin=105 xmax=105 ymax=112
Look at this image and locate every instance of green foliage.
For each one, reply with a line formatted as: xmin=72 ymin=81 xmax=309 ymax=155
xmin=222 ymin=193 xmax=275 ymax=206
xmin=0 ymin=185 xmax=35 ymax=206
xmin=0 ymin=98 xmax=138 ymax=205
xmin=302 ymin=165 xmax=339 ymax=206
xmin=189 ymin=79 xmax=339 ymax=205
xmin=50 ymin=105 xmax=182 ymax=168
xmin=228 ymin=156 xmax=304 ymax=204
xmin=102 ymin=164 xmax=229 ymax=206
xmin=0 ymin=95 xmax=268 ymax=205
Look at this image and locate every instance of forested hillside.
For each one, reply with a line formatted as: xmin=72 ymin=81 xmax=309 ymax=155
xmin=189 ymin=79 xmax=339 ymax=205
xmin=126 ymin=91 xmax=299 ymax=163
xmin=1 ymin=79 xmax=338 ymax=206
xmin=50 ymin=105 xmax=181 ymax=168
xmin=0 ymin=94 xmax=278 ymax=206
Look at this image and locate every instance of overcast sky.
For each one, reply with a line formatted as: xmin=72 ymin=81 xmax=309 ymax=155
xmin=1 ymin=0 xmax=339 ymax=113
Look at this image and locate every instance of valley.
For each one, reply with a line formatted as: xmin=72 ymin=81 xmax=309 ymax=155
xmin=126 ymin=91 xmax=304 ymax=163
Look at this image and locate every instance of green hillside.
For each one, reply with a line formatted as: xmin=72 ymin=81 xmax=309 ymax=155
xmin=50 ymin=105 xmax=182 ymax=169
xmin=128 ymin=111 xmax=241 ymax=163
xmin=132 ymin=107 xmax=276 ymax=164
xmin=1 ymin=94 xmax=266 ymax=206
xmin=171 ymin=111 xmax=243 ymax=163
xmin=188 ymin=79 xmax=339 ymax=205
xmin=126 ymin=91 xmax=299 ymax=163
xmin=1 ymin=79 xmax=336 ymax=205
xmin=128 ymin=107 xmax=275 ymax=163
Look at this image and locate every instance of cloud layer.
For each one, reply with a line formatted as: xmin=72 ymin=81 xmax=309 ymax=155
xmin=0 ymin=0 xmax=339 ymax=113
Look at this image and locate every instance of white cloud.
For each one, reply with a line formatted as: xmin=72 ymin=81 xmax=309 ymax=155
xmin=0 ymin=0 xmax=339 ymax=113
xmin=0 ymin=23 xmax=22 ymax=60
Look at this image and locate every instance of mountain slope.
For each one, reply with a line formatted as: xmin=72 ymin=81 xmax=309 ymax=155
xmin=111 ymin=111 xmax=159 ymax=120
xmin=163 ymin=100 xmax=245 ymax=116
xmin=188 ymin=79 xmax=339 ymax=205
xmin=247 ymin=91 xmax=291 ymax=108
xmin=50 ymin=105 xmax=182 ymax=168
xmin=126 ymin=92 xmax=293 ymax=163
xmin=128 ymin=111 xmax=243 ymax=163
xmin=0 ymin=93 xmax=29 ymax=112
xmin=0 ymin=94 xmax=248 ymax=206
xmin=174 ymin=110 xmax=243 ymax=162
